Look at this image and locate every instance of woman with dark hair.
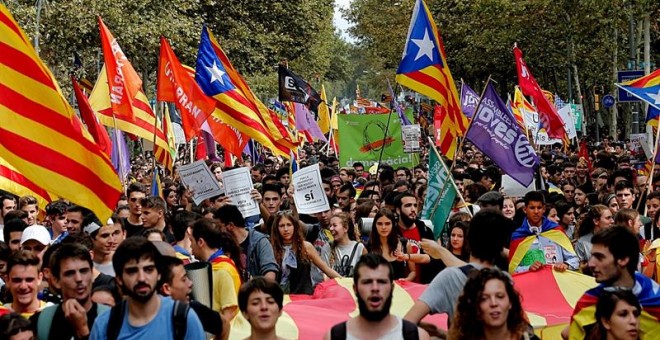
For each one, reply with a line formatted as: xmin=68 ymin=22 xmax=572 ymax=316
xmin=555 ymin=200 xmax=577 ymax=240
xmin=448 ymin=221 xmax=469 ymax=262
xmin=545 ymin=202 xmax=559 ymax=224
xmin=575 ymin=204 xmax=614 ymax=271
xmin=590 ymin=290 xmax=641 ymax=340
xmin=270 ymin=213 xmax=340 ymax=294
xmin=449 ymin=268 xmax=536 ymax=340
xmin=354 ymin=200 xmax=378 ymax=222
xmin=0 ymin=313 xmax=34 ymax=340
xmin=367 ymin=208 xmax=416 ymax=280
xmin=162 ymin=187 xmax=179 ymax=212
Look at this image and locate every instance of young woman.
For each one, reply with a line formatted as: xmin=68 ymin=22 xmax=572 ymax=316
xmin=644 ymin=191 xmax=660 ymax=241
xmin=502 ymin=197 xmax=516 ymax=220
xmin=367 ymin=208 xmax=416 ymax=281
xmin=545 ymin=202 xmax=560 ymax=224
xmin=449 ymin=268 xmax=537 ymax=340
xmin=555 ymin=200 xmax=576 ymax=240
xmin=574 ymin=205 xmax=614 ymax=272
xmin=329 ymin=212 xmax=366 ymax=277
xmin=574 ymin=185 xmax=589 ymax=215
xmin=270 ymin=213 xmax=340 ymax=294
xmin=614 ymin=209 xmax=643 ymax=237
xmin=591 ymin=290 xmax=641 ymax=340
xmin=602 ymin=193 xmax=620 ymax=215
xmin=448 ymin=221 xmax=469 ymax=262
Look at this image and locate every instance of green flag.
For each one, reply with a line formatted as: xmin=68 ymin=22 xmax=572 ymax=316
xmin=421 ymin=148 xmax=457 ymax=238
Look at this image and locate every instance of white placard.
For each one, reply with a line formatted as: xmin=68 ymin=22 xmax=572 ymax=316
xmin=222 ymin=167 xmax=260 ymax=218
xmin=178 ymin=160 xmax=223 ymax=205
xmin=501 ymin=174 xmax=536 ymax=198
xmin=292 ymin=164 xmax=330 ymax=214
xmin=630 ymin=133 xmax=651 ymax=159
xmin=401 ymin=124 xmax=421 ymax=153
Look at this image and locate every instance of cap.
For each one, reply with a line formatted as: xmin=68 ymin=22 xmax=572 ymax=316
xmin=20 ymin=225 xmax=51 ymax=246
xmin=477 ymin=191 xmax=504 ymax=206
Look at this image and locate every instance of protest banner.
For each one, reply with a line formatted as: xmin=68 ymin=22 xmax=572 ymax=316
xmin=178 ymin=160 xmax=223 ymax=205
xmin=420 ymin=146 xmax=457 ymax=238
xmin=292 ymin=164 xmax=329 ymax=214
xmin=222 ymin=167 xmax=259 ymax=218
xmin=338 ymin=112 xmax=416 ymax=168
xmin=401 ymin=124 xmax=422 ymax=153
xmin=630 ymin=133 xmax=652 ymax=159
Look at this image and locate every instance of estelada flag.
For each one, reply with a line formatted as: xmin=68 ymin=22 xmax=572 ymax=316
xmin=0 ymin=5 xmax=122 ymax=220
xmin=97 ymin=17 xmax=143 ymax=121
xmin=514 ymin=46 xmax=566 ymax=139
xmin=157 ymin=36 xmax=215 ymax=142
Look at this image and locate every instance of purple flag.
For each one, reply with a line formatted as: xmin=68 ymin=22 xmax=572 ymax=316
xmin=466 ymin=82 xmax=539 ymax=186
xmin=110 ymin=128 xmax=131 ymax=181
xmin=387 ymin=78 xmax=411 ymax=125
xmin=460 ymin=82 xmax=479 ymax=118
xmin=201 ymin=129 xmax=221 ymax=162
xmin=294 ymin=103 xmax=328 ymax=142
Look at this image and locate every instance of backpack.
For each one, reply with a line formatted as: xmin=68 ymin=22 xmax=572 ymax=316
xmin=37 ymin=303 xmax=109 ymax=340
xmin=330 ymin=319 xmax=419 ymax=340
xmin=106 ymin=299 xmax=189 ymax=340
xmin=333 ymin=243 xmax=360 ymax=277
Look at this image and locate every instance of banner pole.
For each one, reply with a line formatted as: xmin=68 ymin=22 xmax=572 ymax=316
xmin=375 ymin=106 xmax=395 ymax=176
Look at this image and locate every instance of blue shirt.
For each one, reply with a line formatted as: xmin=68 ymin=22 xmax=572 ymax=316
xmin=90 ymin=296 xmax=205 ymax=340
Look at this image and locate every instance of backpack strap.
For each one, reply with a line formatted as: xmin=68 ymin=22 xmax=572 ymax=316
xmin=401 ymin=319 xmax=419 ymax=340
xmin=172 ymin=300 xmax=190 ymax=340
xmin=329 ymin=321 xmax=348 ymax=340
xmin=106 ymin=300 xmax=127 ymax=340
xmin=346 ymin=243 xmax=360 ymax=267
xmin=37 ymin=304 xmax=58 ymax=340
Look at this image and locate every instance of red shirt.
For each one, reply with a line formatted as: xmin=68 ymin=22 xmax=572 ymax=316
xmin=400 ymin=225 xmax=421 ymax=241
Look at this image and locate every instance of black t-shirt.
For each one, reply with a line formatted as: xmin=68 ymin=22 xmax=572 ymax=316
xmin=239 ymin=237 xmax=250 ymax=282
xmin=190 ymin=300 xmax=222 ymax=335
xmin=31 ymin=302 xmax=101 ymax=340
xmin=122 ymin=217 xmax=143 ymax=238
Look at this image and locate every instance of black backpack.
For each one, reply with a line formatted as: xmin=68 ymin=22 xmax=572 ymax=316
xmin=106 ymin=299 xmax=189 ymax=340
xmin=330 ymin=319 xmax=419 ymax=340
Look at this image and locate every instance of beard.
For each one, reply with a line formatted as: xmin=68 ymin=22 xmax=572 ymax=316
xmin=120 ymin=282 xmax=156 ymax=304
xmin=357 ymin=291 xmax=393 ymax=322
xmin=399 ymin=213 xmax=416 ymax=227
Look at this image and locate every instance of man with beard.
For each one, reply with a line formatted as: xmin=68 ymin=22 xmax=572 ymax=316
xmin=90 ymin=237 xmax=205 ymax=339
xmin=31 ymin=243 xmax=109 ymax=340
xmin=324 ymin=254 xmax=429 ymax=340
xmin=394 ymin=193 xmax=438 ymax=284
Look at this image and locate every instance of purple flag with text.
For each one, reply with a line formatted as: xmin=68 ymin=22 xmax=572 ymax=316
xmin=466 ymin=82 xmax=539 ymax=186
xmin=460 ymin=82 xmax=479 ymax=119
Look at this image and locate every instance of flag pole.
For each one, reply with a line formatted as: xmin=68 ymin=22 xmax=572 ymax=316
xmin=375 ymin=98 xmax=395 ymax=176
xmin=638 ymin=123 xmax=660 ymax=213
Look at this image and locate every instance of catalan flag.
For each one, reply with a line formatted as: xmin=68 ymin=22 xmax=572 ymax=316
xmin=0 ymin=157 xmax=54 ymax=211
xmin=153 ymin=104 xmax=176 ymax=172
xmin=0 ymin=5 xmax=122 ymax=220
xmin=616 ymin=68 xmax=660 ymax=111
xmin=88 ymin=65 xmax=172 ymax=171
xmin=196 ymin=26 xmax=295 ymax=157
xmin=510 ymin=87 xmax=529 ymax=130
xmin=396 ymin=0 xmax=467 ymax=160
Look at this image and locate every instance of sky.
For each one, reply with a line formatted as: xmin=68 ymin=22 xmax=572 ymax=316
xmin=334 ymin=0 xmax=355 ymax=42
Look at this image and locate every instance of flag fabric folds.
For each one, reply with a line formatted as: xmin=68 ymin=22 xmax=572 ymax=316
xmin=293 ymin=103 xmax=327 ymax=143
xmin=508 ymin=218 xmax=576 ymax=273
xmin=110 ymin=129 xmax=131 ymax=181
xmin=460 ymin=81 xmax=479 ymax=119
xmin=157 ymin=36 xmax=215 ymax=142
xmin=278 ymin=65 xmax=322 ymax=112
xmin=465 ymin=82 xmax=539 ymax=186
xmin=97 ymin=17 xmax=142 ymax=121
xmin=0 ymin=158 xmax=53 ymax=211
xmin=150 ymin=168 xmax=162 ymax=198
xmin=616 ymin=68 xmax=660 ymax=111
xmin=396 ymin=0 xmax=467 ymax=160
xmin=317 ymin=84 xmax=331 ymax=134
xmin=0 ymin=5 xmax=122 ymax=220
xmin=72 ymin=76 xmax=112 ymax=157
xmin=514 ymin=46 xmax=566 ymax=139
xmin=195 ymin=27 xmax=293 ymax=157
xmin=420 ymin=147 xmax=457 ymax=238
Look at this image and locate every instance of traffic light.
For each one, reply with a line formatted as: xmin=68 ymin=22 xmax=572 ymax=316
xmin=594 ymin=94 xmax=600 ymax=111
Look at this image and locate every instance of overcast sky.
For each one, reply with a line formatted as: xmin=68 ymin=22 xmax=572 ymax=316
xmin=334 ymin=0 xmax=355 ymax=42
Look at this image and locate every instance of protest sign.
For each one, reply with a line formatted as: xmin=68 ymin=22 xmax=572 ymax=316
xmin=178 ymin=160 xmax=223 ymax=205
xmin=401 ymin=124 xmax=421 ymax=153
xmin=630 ymin=133 xmax=652 ymax=159
xmin=292 ymin=164 xmax=329 ymax=214
xmin=222 ymin=167 xmax=259 ymax=217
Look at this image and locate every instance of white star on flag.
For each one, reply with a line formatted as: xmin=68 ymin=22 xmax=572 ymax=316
xmin=647 ymin=89 xmax=660 ymax=105
xmin=411 ymin=29 xmax=435 ymax=62
xmin=206 ymin=61 xmax=226 ymax=86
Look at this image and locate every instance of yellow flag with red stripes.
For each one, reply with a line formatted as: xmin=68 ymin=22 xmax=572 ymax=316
xmin=0 ymin=5 xmax=122 ymax=220
xmin=0 ymin=157 xmax=54 ymax=210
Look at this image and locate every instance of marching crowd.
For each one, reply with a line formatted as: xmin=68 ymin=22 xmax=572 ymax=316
xmin=0 ymin=136 xmax=659 ymax=340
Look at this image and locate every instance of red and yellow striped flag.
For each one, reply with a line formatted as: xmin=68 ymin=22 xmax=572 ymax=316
xmin=0 ymin=5 xmax=122 ymax=220
xmin=0 ymin=158 xmax=54 ymax=210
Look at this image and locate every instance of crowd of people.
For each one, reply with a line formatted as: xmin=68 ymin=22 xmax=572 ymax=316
xmin=0 ymin=136 xmax=659 ymax=339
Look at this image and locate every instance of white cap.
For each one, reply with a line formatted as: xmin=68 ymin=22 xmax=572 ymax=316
xmin=20 ymin=225 xmax=51 ymax=245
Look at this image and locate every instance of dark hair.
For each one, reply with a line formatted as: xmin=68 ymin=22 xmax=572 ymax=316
xmin=112 ymin=237 xmax=162 ymax=277
xmin=524 ymin=191 xmax=546 ymax=206
xmin=18 ymin=195 xmax=37 ymax=209
xmin=449 ymin=268 xmax=526 ymax=339
xmin=353 ymin=162 xmax=364 ymax=169
xmin=593 ymin=290 xmax=641 ymax=339
xmin=171 ymin=211 xmax=199 ymax=242
xmin=140 ymin=196 xmax=166 ymax=212
xmin=448 ymin=221 xmax=470 ymax=259
xmin=591 ymin=226 xmax=639 ymax=276
xmin=261 ymin=183 xmax=283 ymax=197
xmin=50 ymin=243 xmax=93 ymax=280
xmin=143 ymin=228 xmax=166 ymax=241
xmin=7 ymin=250 xmax=40 ymax=274
xmin=45 ymin=200 xmax=69 ymax=216
xmin=66 ymin=205 xmax=93 ymax=219
xmin=271 ymin=213 xmax=308 ymax=264
xmin=467 ymin=209 xmax=509 ymax=264
xmin=214 ymin=204 xmax=246 ymax=228
xmin=355 ymin=200 xmax=378 ymax=221
xmin=393 ymin=192 xmax=416 ymax=210
xmin=0 ymin=313 xmax=33 ymax=339
xmin=578 ymin=204 xmax=609 ymax=237
xmin=554 ymin=200 xmax=573 ymax=225
xmin=3 ymin=218 xmax=27 ymax=245
xmin=338 ymin=183 xmax=356 ymax=198
xmin=127 ymin=182 xmax=147 ymax=196
xmin=353 ymin=253 xmax=393 ymax=285
xmin=40 ymin=242 xmax=62 ymax=271
xmin=368 ymin=208 xmax=400 ymax=257
xmin=614 ymin=180 xmax=633 ymax=193
xmin=190 ymin=218 xmax=243 ymax=273
xmin=238 ymin=276 xmax=284 ymax=313
xmin=61 ymin=232 xmax=94 ymax=252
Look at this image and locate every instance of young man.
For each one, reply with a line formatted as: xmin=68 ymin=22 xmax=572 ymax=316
xmin=325 ymin=254 xmax=429 ymax=340
xmin=170 ymin=211 xmax=197 ymax=265
xmin=83 ymin=217 xmax=121 ymax=277
xmin=508 ymin=191 xmax=579 ymax=273
xmin=140 ymin=196 xmax=173 ymax=242
xmin=31 ymin=243 xmax=108 ymax=340
xmin=90 ymin=237 xmax=205 ymax=339
xmin=66 ymin=205 xmax=92 ymax=235
xmin=20 ymin=225 xmax=51 ymax=263
xmin=18 ymin=195 xmax=39 ymax=226
xmin=339 ymin=168 xmax=356 ymax=184
xmin=0 ymin=194 xmax=17 ymax=241
xmin=404 ymin=209 xmax=509 ymax=328
xmin=45 ymin=200 xmax=69 ymax=244
xmin=214 ymin=205 xmax=279 ymax=282
xmin=239 ymin=277 xmax=287 ymax=340
xmin=3 ymin=218 xmax=28 ymax=253
xmin=123 ymin=183 xmax=146 ymax=237
xmin=260 ymin=183 xmax=283 ymax=218
xmin=5 ymin=250 xmax=49 ymax=317
xmin=189 ymin=218 xmax=239 ymax=319
xmin=614 ymin=180 xmax=635 ymax=210
xmin=335 ymin=183 xmax=356 ymax=211
xmin=563 ymin=226 xmax=660 ymax=339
